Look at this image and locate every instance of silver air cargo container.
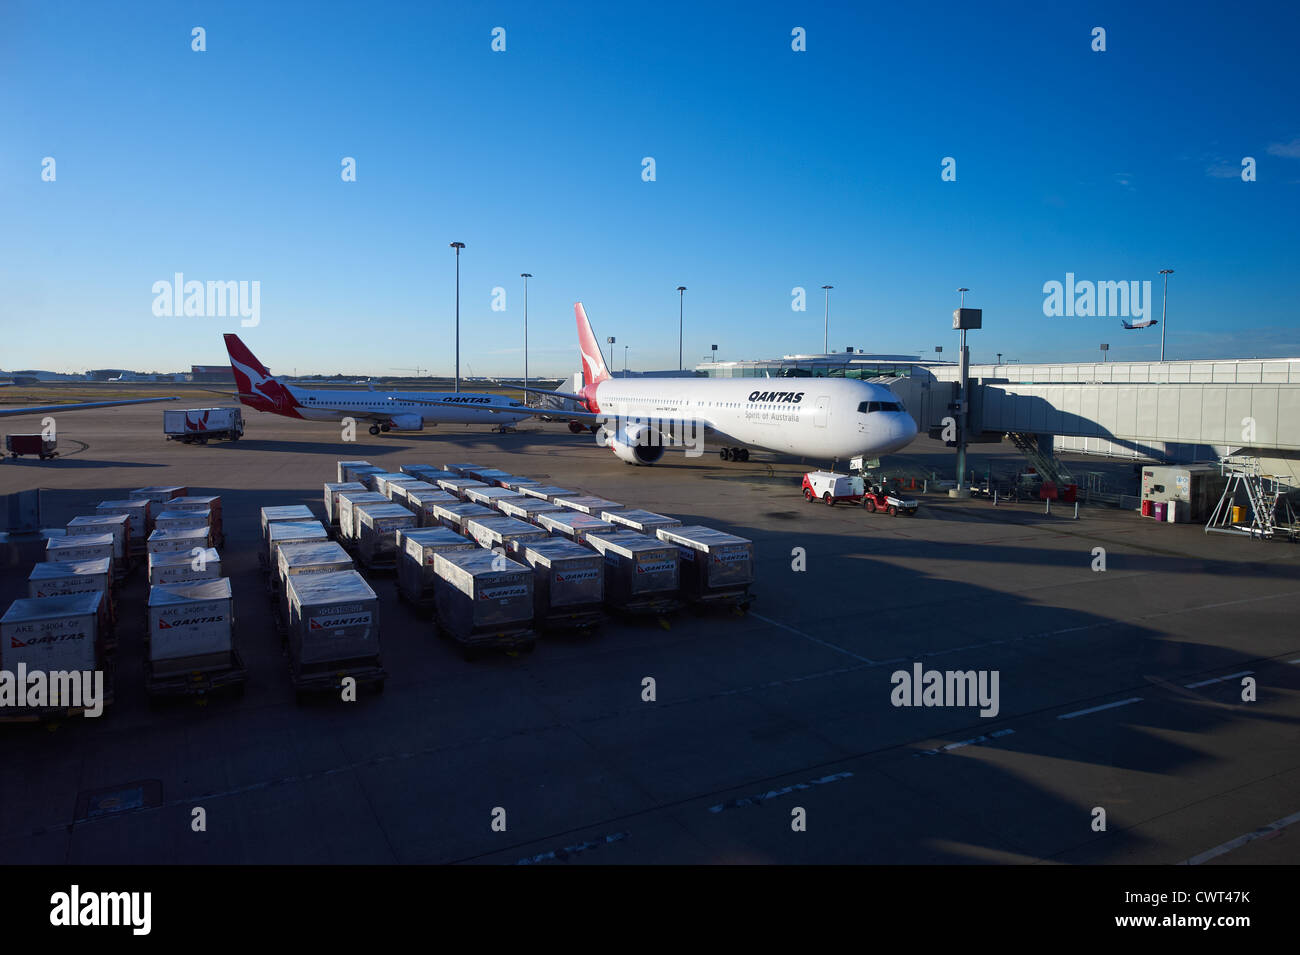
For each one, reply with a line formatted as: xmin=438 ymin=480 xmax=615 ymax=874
xmin=148 ymin=548 xmax=222 ymax=587
xmin=168 ymin=495 xmax=224 ymax=545
xmin=154 ymin=509 xmax=212 ymax=544
xmin=261 ymin=505 xmax=316 ymax=545
xmin=28 ymin=559 xmax=115 ymax=635
xmin=324 ymin=482 xmax=366 ymax=529
xmin=145 ymin=578 xmax=246 ymax=697
xmin=337 ymin=460 xmax=372 ymax=483
xmin=401 ymin=466 xmax=458 ymax=485
xmin=47 ymin=533 xmax=115 ymax=565
xmin=266 ymin=521 xmax=329 ymax=571
xmin=498 ymin=475 xmax=541 ymax=490
xmin=463 ymin=485 xmax=525 ymax=508
xmin=497 ymin=497 xmax=562 ymax=521
xmin=585 ymin=530 xmax=681 ymax=613
xmin=464 ymin=515 xmax=549 ymax=555
xmin=519 ymin=484 xmax=577 ymax=501
xmin=67 ymin=513 xmax=131 ymax=570
xmin=436 ymin=477 xmax=489 ymax=498
xmin=555 ymin=496 xmax=625 ymax=516
xmin=275 ymin=540 xmax=354 ymax=623
xmin=431 ymin=501 xmax=497 ymax=532
xmin=337 ymin=490 xmax=389 ymax=544
xmin=1 ymin=593 xmax=104 ymax=694
xmin=432 ymin=549 xmax=535 ymax=657
xmin=404 ymin=488 xmax=459 ymax=527
xmin=537 ymin=511 xmax=615 ymax=545
xmin=96 ymin=500 xmax=150 ymax=548
xmin=463 ymin=467 xmax=513 ymax=484
xmin=395 ymin=527 xmax=476 ymax=609
xmin=603 ymin=508 xmax=682 ymax=535
xmin=355 ymin=502 xmax=417 ymax=569
xmin=286 ymin=570 xmax=386 ymax=698
xmin=374 ymin=473 xmax=420 ymax=498
xmin=387 ymin=480 xmax=437 ymax=507
xmin=656 ymin=525 xmax=755 ymax=608
xmin=147 ymin=526 xmax=211 ymax=558
xmin=344 ymin=463 xmax=386 ymax=485
xmin=442 ymin=462 xmax=483 ymax=475
xmin=520 ymin=538 xmax=605 ymax=631
xmin=129 ymin=486 xmax=188 ymax=516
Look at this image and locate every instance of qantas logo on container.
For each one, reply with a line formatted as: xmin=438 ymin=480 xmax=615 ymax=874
xmin=555 ymin=569 xmax=599 ymax=583
xmin=479 ymin=586 xmax=527 ymax=600
xmin=636 ymin=560 xmax=675 ymax=575
xmin=309 ymin=614 xmax=371 ymax=630
xmin=157 ymin=616 xmax=224 ymax=629
xmin=11 ymin=633 xmax=88 ymax=647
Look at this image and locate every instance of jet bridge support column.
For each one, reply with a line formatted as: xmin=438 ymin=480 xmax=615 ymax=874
xmin=950 ymin=307 xmax=982 ymax=499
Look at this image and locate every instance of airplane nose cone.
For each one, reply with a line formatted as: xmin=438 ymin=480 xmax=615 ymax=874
xmin=886 ymin=413 xmax=918 ymax=452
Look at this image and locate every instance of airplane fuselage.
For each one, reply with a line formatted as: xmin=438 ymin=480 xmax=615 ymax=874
xmin=277 ymin=385 xmax=531 ymax=427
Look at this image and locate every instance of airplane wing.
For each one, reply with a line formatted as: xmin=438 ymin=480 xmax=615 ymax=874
xmin=0 ymin=396 xmax=180 ymax=418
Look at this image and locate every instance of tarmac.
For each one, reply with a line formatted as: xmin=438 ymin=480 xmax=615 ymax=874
xmin=1 ymin=406 xmax=1298 ymax=864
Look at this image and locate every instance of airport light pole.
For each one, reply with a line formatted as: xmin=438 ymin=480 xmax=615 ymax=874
xmin=996 ymin=353 xmax=1002 ymax=364
xmin=450 ymin=242 xmax=465 ymax=392
xmin=1158 ymin=269 xmax=1174 ymax=362
xmin=676 ymin=286 xmax=687 ymax=371
xmin=607 ymin=336 xmax=616 ymax=373
xmin=952 ymin=289 xmax=979 ymax=497
xmin=1100 ymin=343 xmax=1109 ymax=363
xmin=821 ymin=285 xmax=833 ymax=354
xmin=521 ymin=273 xmax=532 ymax=403
xmin=624 ymin=345 xmax=629 ymax=372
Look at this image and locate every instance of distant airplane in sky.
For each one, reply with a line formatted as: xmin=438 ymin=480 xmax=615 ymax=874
xmin=1121 ymin=318 xmax=1159 ymax=329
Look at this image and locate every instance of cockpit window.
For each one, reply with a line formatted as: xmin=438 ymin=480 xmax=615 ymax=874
xmin=857 ymin=400 xmax=903 ymax=413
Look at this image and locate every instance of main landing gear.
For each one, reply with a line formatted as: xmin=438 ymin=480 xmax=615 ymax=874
xmin=719 ymin=447 xmax=749 ymax=462
xmin=368 ymin=423 xmax=391 ymax=436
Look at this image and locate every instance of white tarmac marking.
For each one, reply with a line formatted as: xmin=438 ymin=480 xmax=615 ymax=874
xmin=750 ymin=612 xmax=876 ymax=663
xmin=1057 ymin=697 xmax=1143 ymax=720
xmin=914 ymin=728 xmax=1016 ymax=756
xmin=1185 ymin=670 xmax=1253 ymax=689
xmin=1179 ymin=809 xmax=1300 ymax=865
xmin=1288 ymin=658 xmax=1300 ymax=665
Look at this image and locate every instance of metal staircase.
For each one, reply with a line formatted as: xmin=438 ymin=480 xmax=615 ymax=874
xmin=1205 ymin=457 xmax=1298 ymax=541
xmin=1007 ymin=432 xmax=1074 ymax=486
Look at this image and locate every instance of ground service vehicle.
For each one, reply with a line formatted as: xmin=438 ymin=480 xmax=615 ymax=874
xmin=802 ymin=471 xmax=864 ymax=506
xmin=863 ymin=484 xmax=918 ymax=516
xmin=5 ymin=434 xmax=57 ymax=459
xmin=164 ymin=408 xmax=244 ymax=444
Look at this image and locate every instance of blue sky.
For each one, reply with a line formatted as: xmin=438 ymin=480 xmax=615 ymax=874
xmin=2 ymin=0 xmax=1298 ymax=376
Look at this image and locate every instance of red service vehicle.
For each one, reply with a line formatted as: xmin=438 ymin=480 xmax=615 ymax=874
xmin=5 ymin=434 xmax=58 ymax=459
xmin=862 ymin=483 xmax=918 ymax=516
xmin=802 ymin=471 xmax=865 ymax=506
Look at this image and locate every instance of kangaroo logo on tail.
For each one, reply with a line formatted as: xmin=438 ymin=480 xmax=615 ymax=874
xmin=223 ymin=334 xmax=303 ymax=417
xmin=574 ymin=302 xmax=610 ymax=413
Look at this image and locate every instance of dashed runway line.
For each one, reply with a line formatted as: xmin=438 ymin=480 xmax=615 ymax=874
xmin=1178 ymin=808 xmax=1300 ymax=865
xmin=1185 ymin=670 xmax=1253 ymax=689
xmin=1057 ymin=697 xmax=1143 ymax=720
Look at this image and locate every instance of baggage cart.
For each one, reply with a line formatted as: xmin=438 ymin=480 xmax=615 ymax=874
xmin=436 ymin=477 xmax=489 ymax=499
xmin=66 ymin=513 xmax=132 ymax=574
xmin=148 ymin=548 xmax=221 ymax=587
xmin=95 ymin=500 xmax=150 ymax=554
xmin=46 ymin=532 xmax=115 ymax=565
xmin=145 ymin=579 xmax=245 ymax=698
xmin=5 ymin=433 xmax=57 ymax=459
xmin=404 ymin=488 xmax=460 ymax=526
xmin=260 ymin=505 xmax=315 ymax=545
xmin=265 ymin=521 xmax=328 ymax=575
xmin=168 ymin=495 xmax=224 ymax=546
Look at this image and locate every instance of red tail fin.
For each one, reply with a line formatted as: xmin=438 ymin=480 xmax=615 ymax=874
xmin=223 ymin=333 xmax=301 ymax=417
xmin=575 ymin=303 xmax=611 ymax=387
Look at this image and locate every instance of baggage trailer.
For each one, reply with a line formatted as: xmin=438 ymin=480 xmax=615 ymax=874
xmin=656 ymin=525 xmax=755 ymax=610
xmin=5 ymin=433 xmax=57 ymax=459
xmin=520 ymin=538 xmax=605 ymax=632
xmin=497 ymin=496 xmax=562 ymax=521
xmin=354 ymin=502 xmax=417 ymax=571
xmin=802 ymin=470 xmax=865 ymax=506
xmin=323 ymin=482 xmax=366 ymax=531
xmin=464 ymin=485 xmax=525 ymax=508
xmin=602 ymin=508 xmax=682 ymax=535
xmin=395 ymin=527 xmax=476 ymax=610
xmin=430 ymin=500 xmax=496 ymax=533
xmin=432 ymin=549 xmax=536 ymax=658
xmin=0 ymin=592 xmax=112 ymax=721
xmin=285 ymin=571 xmax=386 ymax=701
xmin=66 ymin=514 xmax=132 ymax=576
xmin=464 ymin=515 xmax=549 ymax=556
xmin=336 ymin=491 xmax=389 ymax=545
xmin=145 ymin=578 xmax=246 ymax=700
xmin=404 ymin=488 xmax=459 ymax=526
xmin=519 ymin=484 xmax=577 ymax=502
xmin=148 ymin=547 xmax=221 ymax=587
xmin=164 ymin=407 xmax=244 ymax=444
xmin=537 ymin=510 xmax=616 ymax=545
xmin=555 ymin=495 xmax=625 ymax=516
xmin=585 ymin=530 xmax=681 ymax=615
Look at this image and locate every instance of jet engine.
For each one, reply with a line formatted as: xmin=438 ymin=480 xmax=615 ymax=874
xmin=602 ymin=423 xmax=665 ymax=465
xmin=388 ymin=414 xmax=424 ymax=431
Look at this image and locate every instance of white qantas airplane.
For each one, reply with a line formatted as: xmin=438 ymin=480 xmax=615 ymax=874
xmin=223 ymin=334 xmax=531 ymax=435
xmin=522 ymin=303 xmax=919 ymax=465
xmin=1121 ymin=318 xmax=1158 ymax=329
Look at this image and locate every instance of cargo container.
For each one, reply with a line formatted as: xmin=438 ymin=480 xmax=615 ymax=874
xmin=1140 ymin=465 xmax=1229 ymax=522
xmin=275 ymin=540 xmax=353 ymax=624
xmin=286 ymin=570 xmax=385 ymax=698
xmin=355 ymin=502 xmax=417 ymax=569
xmin=168 ymin=496 xmax=224 ymax=545
xmin=95 ymin=500 xmax=150 ymax=547
xmin=401 ymin=465 xmax=459 ymax=484
xmin=464 ymin=515 xmax=549 ymax=555
xmin=585 ymin=530 xmax=681 ymax=613
xmin=147 ymin=548 xmax=222 ymax=587
xmin=164 ymin=407 xmax=244 ymax=443
xmin=432 ymin=549 xmax=535 ymax=657
xmin=431 ymin=500 xmax=497 ymax=532
xmin=154 ymin=509 xmax=212 ymax=543
xmin=5 ymin=433 xmax=57 ymax=459
xmin=497 ymin=497 xmax=563 ymax=521
xmin=0 ymin=593 xmax=109 ymax=718
xmin=464 ymin=485 xmax=525 ymax=508
xmin=372 ymin=473 xmax=420 ymax=498
xmin=47 ymin=533 xmax=115 ymax=565
xmin=147 ymin=526 xmax=211 ymax=558
xmin=520 ymin=539 xmax=605 ymax=631
xmin=387 ymin=480 xmax=437 ymax=507
xmin=395 ymin=527 xmax=476 ymax=608
xmin=129 ymin=487 xmax=187 ymax=527
xmin=555 ymin=496 xmax=625 ymax=516
xmin=336 ymin=490 xmax=390 ymax=543
xmin=404 ymin=488 xmax=460 ymax=526
xmin=28 ymin=559 xmax=115 ymax=634
xmin=66 ymin=514 xmax=131 ymax=569
xmin=442 ymin=462 xmax=484 ymax=475
xmin=266 ymin=521 xmax=329 ymax=571
xmin=602 ymin=508 xmax=682 ymax=535
xmin=436 ymin=477 xmax=490 ymax=498
xmin=337 ymin=460 xmax=372 ymax=483
xmin=145 ymin=578 xmax=245 ymax=698
xmin=498 ymin=475 xmax=541 ymax=490
xmin=537 ymin=511 xmax=616 ymax=545
xmin=260 ymin=505 xmax=316 ymax=545
xmin=656 ymin=525 xmax=755 ymax=609
xmin=342 ymin=463 xmax=386 ymax=485
xmin=519 ymin=484 xmax=577 ymax=501
xmin=462 ymin=467 xmax=513 ymax=484
xmin=324 ymin=482 xmax=366 ymax=529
